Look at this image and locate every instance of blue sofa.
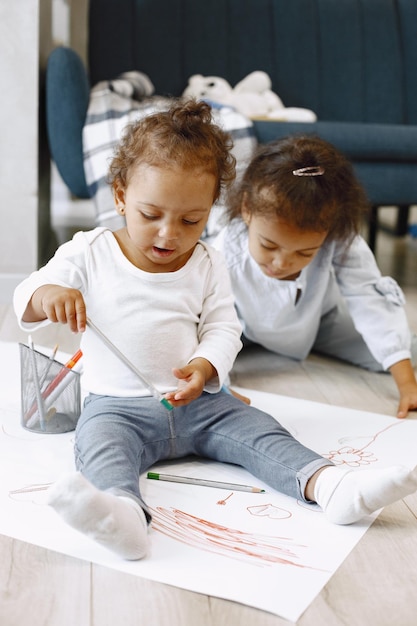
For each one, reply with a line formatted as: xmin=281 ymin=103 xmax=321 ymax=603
xmin=46 ymin=0 xmax=417 ymax=250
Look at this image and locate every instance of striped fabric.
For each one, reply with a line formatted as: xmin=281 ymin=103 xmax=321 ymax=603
xmin=82 ymin=72 xmax=257 ymax=234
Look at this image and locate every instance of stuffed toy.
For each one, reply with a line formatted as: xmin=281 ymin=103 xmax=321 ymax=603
xmin=182 ymin=70 xmax=317 ymax=122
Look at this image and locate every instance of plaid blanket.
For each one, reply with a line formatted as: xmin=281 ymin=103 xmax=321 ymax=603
xmin=82 ymin=72 xmax=257 ymax=235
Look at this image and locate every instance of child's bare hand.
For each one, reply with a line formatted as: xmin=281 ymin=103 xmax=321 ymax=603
xmin=390 ymin=360 xmax=417 ymax=418
xmin=39 ymin=285 xmax=87 ymax=333
xmin=396 ymin=383 xmax=417 ymax=419
xmin=164 ymin=363 xmax=208 ymax=407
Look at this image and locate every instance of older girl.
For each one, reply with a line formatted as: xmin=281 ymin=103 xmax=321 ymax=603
xmin=214 ymin=134 xmax=417 ymax=418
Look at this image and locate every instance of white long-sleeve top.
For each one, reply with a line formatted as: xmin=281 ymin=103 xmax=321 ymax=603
xmin=213 ymin=221 xmax=411 ymax=370
xmin=14 ymin=228 xmax=243 ymax=396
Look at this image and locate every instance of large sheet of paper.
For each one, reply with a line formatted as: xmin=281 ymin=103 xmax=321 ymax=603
xmin=1 ymin=341 xmax=417 ymax=622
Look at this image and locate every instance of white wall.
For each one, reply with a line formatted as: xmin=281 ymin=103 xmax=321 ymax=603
xmin=0 ymin=0 xmax=53 ymax=302
xmin=0 ymin=0 xmax=92 ymax=303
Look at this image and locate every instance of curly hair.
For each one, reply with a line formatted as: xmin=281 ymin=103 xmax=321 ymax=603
xmin=226 ymin=134 xmax=371 ymax=243
xmin=108 ymin=98 xmax=236 ymax=203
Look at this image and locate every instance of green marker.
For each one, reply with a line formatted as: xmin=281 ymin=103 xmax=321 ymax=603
xmin=147 ymin=472 xmax=265 ymax=493
xmin=160 ymin=397 xmax=174 ymax=410
xmin=86 ymin=318 xmax=174 ymax=411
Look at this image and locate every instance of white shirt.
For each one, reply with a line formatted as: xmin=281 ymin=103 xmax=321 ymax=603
xmin=14 ymin=228 xmax=243 ymax=396
xmin=213 ymin=221 xmax=411 ymax=370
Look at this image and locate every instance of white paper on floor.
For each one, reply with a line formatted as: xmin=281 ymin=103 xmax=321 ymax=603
xmin=1 ymin=341 xmax=417 ymax=622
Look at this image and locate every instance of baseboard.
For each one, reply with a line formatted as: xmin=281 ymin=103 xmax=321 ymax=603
xmin=0 ymin=274 xmax=27 ymax=304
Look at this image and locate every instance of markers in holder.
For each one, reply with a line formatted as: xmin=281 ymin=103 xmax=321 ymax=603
xmin=20 ymin=342 xmax=82 ymax=433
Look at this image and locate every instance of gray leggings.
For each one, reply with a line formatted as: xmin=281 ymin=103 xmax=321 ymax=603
xmin=74 ymin=390 xmax=331 ymax=521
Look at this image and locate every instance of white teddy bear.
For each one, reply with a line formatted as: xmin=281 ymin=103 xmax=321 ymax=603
xmin=182 ymin=70 xmax=316 ymax=122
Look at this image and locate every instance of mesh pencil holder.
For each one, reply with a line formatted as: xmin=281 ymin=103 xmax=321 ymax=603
xmin=19 ymin=343 xmax=81 ymax=433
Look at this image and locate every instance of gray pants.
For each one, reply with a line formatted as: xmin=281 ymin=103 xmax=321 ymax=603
xmin=74 ymin=391 xmax=331 ymax=521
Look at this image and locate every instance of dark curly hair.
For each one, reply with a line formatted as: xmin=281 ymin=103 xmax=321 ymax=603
xmin=227 ymin=134 xmax=371 ymax=243
xmin=108 ymin=98 xmax=236 ymax=203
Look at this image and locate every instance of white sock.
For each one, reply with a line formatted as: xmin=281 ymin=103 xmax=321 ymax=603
xmin=47 ymin=472 xmax=148 ymax=560
xmin=314 ymin=465 xmax=417 ymax=525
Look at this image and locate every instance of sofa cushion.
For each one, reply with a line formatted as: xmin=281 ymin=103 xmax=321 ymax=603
xmin=353 ymin=162 xmax=417 ymax=206
xmin=46 ymin=46 xmax=90 ymax=198
xmin=253 ymin=120 xmax=417 ymax=161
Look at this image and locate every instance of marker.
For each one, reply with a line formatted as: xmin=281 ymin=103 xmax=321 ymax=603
xmin=39 ymin=349 xmax=83 ymax=401
xmin=24 ymin=348 xmax=83 ymax=425
xmin=25 ymin=344 xmax=58 ymax=426
xmin=147 ymin=472 xmax=265 ymax=493
xmin=86 ymin=318 xmax=173 ymax=411
xmin=38 ymin=343 xmax=59 ymax=388
xmin=27 ymin=336 xmax=47 ymax=430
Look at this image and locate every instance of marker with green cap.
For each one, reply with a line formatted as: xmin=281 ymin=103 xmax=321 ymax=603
xmin=147 ymin=471 xmax=265 ymax=492
xmin=86 ymin=318 xmax=173 ymax=411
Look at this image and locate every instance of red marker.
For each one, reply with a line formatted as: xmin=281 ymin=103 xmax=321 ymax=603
xmin=40 ymin=349 xmax=83 ymax=401
xmin=24 ymin=349 xmax=83 ymax=423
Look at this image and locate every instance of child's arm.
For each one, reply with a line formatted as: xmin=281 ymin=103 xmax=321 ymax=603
xmin=23 ymin=284 xmax=87 ymax=334
xmin=389 ymin=359 xmax=417 ymax=418
xmin=164 ymin=357 xmax=217 ymax=407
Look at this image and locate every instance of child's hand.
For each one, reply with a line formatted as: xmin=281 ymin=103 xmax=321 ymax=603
xmin=164 ymin=358 xmax=217 ymax=407
xmin=390 ymin=360 xmax=417 ymax=419
xmin=396 ymin=382 xmax=417 ymax=419
xmin=36 ymin=285 xmax=86 ymax=333
xmin=164 ymin=365 xmax=205 ymax=407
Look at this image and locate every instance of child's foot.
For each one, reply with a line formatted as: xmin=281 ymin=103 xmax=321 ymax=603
xmin=313 ymin=465 xmax=417 ymax=524
xmin=47 ymin=472 xmax=148 ymax=560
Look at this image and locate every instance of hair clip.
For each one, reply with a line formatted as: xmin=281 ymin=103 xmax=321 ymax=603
xmin=292 ymin=166 xmax=325 ymax=177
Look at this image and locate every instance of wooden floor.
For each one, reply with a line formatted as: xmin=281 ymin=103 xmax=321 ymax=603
xmin=1 ymin=223 xmax=417 ymax=626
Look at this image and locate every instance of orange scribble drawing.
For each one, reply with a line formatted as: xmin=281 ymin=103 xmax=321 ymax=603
xmin=247 ymin=503 xmax=292 ymax=520
xmin=322 ymin=422 xmax=401 ymax=467
xmin=150 ymin=506 xmax=326 ymax=570
xmin=9 ymin=483 xmax=51 ymax=495
xmin=217 ymin=492 xmax=233 ymax=505
xmin=8 ymin=482 xmax=51 ymax=505
xmin=324 ymin=446 xmax=377 ymax=467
